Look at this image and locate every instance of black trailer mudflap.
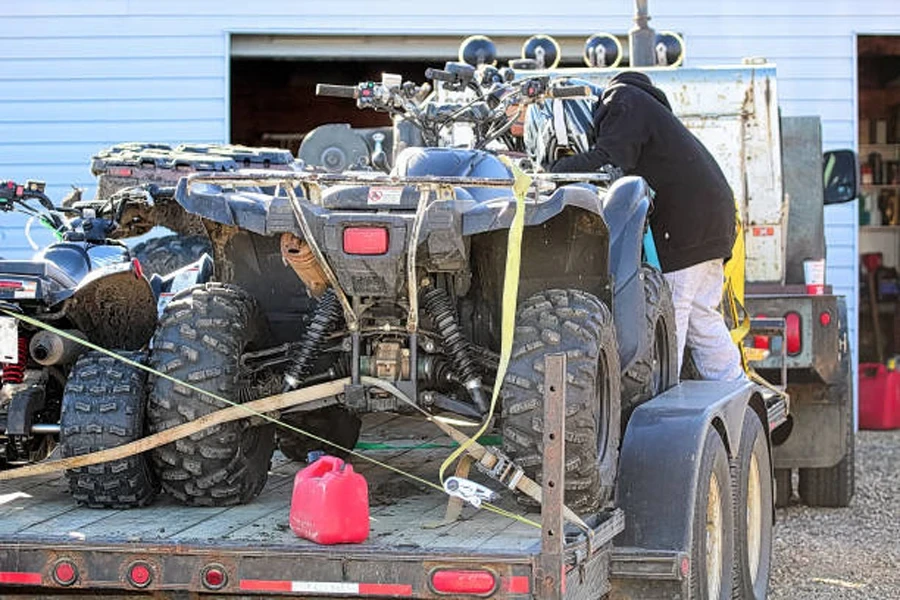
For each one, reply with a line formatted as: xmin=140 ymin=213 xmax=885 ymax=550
xmin=609 ymin=548 xmax=689 ymax=599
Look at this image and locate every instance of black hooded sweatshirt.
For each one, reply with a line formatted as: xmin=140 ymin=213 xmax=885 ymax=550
xmin=551 ymin=71 xmax=735 ymax=273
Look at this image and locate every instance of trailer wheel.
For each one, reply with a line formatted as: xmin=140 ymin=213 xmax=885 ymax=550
xmin=621 ymin=265 xmax=677 ymax=417
xmin=690 ymin=426 xmax=734 ymax=600
xmin=774 ymin=468 xmax=792 ymax=508
xmin=60 ymin=351 xmax=158 ymax=509
xmin=277 ymin=406 xmax=362 ymax=461
xmin=502 ymin=289 xmax=621 ymax=513
xmin=732 ymin=409 xmax=773 ymax=599
xmin=148 ymin=283 xmax=275 ymax=507
xmin=132 ymin=234 xmax=211 ymax=277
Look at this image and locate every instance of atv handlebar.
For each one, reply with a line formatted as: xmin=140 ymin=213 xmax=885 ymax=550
xmin=546 ymin=85 xmax=594 ymax=99
xmin=315 ymin=83 xmax=359 ymax=99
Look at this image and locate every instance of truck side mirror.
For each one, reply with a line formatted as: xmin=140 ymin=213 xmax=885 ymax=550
xmin=823 ymin=149 xmax=858 ymax=204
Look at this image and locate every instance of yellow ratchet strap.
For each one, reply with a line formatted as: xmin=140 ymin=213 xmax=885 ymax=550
xmin=437 ymin=155 xmax=530 ymax=485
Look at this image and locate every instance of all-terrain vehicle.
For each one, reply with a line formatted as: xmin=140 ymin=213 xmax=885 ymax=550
xmin=79 ymin=142 xmax=300 ymax=275
xmin=0 ymin=179 xmax=212 ymax=508
xmin=127 ymin=69 xmax=678 ymax=514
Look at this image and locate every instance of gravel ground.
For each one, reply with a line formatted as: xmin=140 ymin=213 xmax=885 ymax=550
xmin=769 ymin=429 xmax=900 ymax=599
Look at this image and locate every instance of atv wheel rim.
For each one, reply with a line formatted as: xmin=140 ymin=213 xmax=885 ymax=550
xmin=747 ymin=452 xmax=763 ymax=583
xmin=706 ymin=471 xmax=723 ymax=597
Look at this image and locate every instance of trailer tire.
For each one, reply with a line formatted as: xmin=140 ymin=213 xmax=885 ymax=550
xmin=621 ymin=265 xmax=677 ymax=418
xmin=774 ymin=468 xmax=792 ymax=508
xmin=732 ymin=410 xmax=773 ymax=600
xmin=148 ymin=283 xmax=275 ymax=507
xmin=61 ymin=351 xmax=158 ymax=509
xmin=277 ymin=406 xmax=362 ymax=461
xmin=502 ymin=289 xmax=621 ymax=513
xmin=690 ymin=426 xmax=735 ymax=600
xmin=132 ymin=234 xmax=211 ymax=277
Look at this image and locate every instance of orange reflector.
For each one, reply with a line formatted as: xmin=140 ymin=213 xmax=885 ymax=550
xmin=343 ymin=227 xmax=389 ymax=255
xmin=431 ymin=569 xmax=497 ymax=595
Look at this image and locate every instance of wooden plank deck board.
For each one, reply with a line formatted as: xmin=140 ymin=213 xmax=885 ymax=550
xmin=0 ymin=414 xmax=541 ymax=555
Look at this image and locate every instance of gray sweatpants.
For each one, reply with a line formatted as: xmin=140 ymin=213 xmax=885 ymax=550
xmin=663 ymin=259 xmax=745 ymax=382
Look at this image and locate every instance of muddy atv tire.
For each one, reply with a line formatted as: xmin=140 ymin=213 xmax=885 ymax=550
xmin=621 ymin=265 xmax=677 ymax=417
xmin=148 ymin=283 xmax=275 ymax=506
xmin=502 ymin=289 xmax=621 ymax=513
xmin=131 ymin=234 xmax=212 ymax=277
xmin=277 ymin=406 xmax=362 ymax=462
xmin=60 ymin=351 xmax=158 ymax=509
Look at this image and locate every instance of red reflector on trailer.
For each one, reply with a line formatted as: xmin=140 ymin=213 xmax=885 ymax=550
xmin=785 ymin=312 xmax=802 ymax=356
xmin=52 ymin=560 xmax=77 ymax=586
xmin=0 ymin=571 xmax=42 ymax=585
xmin=501 ymin=575 xmax=531 ymax=594
xmin=431 ymin=569 xmax=497 ymax=595
xmin=819 ymin=311 xmax=832 ymax=327
xmin=127 ymin=562 xmax=152 ymax=587
xmin=202 ymin=564 xmax=227 ymax=590
xmin=343 ymin=227 xmax=389 ymax=255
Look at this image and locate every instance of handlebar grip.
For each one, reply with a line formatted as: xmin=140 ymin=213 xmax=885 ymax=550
xmin=315 ymin=84 xmax=358 ymax=99
xmin=547 ymin=85 xmax=594 ymax=99
xmin=425 ymin=68 xmax=456 ymax=83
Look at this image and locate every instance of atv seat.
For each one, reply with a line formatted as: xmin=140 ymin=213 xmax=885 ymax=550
xmin=0 ymin=258 xmax=81 ymax=289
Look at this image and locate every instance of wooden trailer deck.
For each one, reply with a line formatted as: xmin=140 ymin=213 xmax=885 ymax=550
xmin=0 ymin=414 xmax=543 ymax=555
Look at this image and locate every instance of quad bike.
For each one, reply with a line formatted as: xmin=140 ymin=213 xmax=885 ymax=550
xmin=73 ymin=143 xmax=300 ymax=276
xmin=121 ymin=66 xmax=677 ymax=513
xmin=0 ymin=180 xmax=212 ymax=508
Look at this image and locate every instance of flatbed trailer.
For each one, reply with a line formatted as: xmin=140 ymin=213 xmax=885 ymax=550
xmin=0 ymin=373 xmax=784 ymax=600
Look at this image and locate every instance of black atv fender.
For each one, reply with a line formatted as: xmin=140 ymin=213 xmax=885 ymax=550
xmin=464 ymin=176 xmax=652 ymax=371
xmin=68 ymin=260 xmax=158 ymax=350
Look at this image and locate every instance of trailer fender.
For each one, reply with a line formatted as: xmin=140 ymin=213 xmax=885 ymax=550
xmin=615 ymin=380 xmax=757 ymax=553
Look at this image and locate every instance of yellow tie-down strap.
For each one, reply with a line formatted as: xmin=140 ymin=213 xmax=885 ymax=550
xmin=723 ymin=202 xmax=751 ymax=372
xmin=438 ymin=155 xmax=529 ymax=485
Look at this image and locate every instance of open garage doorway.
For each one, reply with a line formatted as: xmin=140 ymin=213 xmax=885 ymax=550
xmin=228 ymin=34 xmax=591 ymax=159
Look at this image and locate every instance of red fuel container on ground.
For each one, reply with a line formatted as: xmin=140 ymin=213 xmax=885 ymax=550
xmin=858 ymin=363 xmax=900 ymax=430
xmin=290 ymin=455 xmax=370 ymax=544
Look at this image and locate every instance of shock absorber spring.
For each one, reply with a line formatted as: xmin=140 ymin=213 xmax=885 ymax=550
xmin=283 ymin=290 xmax=344 ymax=392
xmin=420 ymin=285 xmax=488 ymax=413
xmin=1 ymin=336 xmax=28 ymax=385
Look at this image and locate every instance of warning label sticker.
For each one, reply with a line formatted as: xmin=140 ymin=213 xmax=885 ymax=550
xmin=367 ymin=187 xmax=404 ymax=206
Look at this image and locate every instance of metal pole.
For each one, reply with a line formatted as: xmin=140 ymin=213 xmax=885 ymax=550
xmin=629 ymin=0 xmax=657 ymax=67
xmin=536 ymin=353 xmax=566 ymax=600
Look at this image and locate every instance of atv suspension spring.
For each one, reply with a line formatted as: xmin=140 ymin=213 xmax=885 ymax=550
xmin=283 ymin=290 xmax=344 ymax=392
xmin=1 ymin=336 xmax=28 ymax=385
xmin=420 ymin=286 xmax=488 ymax=413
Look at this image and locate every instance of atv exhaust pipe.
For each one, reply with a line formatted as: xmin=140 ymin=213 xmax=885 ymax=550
xmin=30 ymin=330 xmax=87 ymax=366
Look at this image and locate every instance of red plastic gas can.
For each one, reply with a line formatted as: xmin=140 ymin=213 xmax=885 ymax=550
xmin=858 ymin=363 xmax=900 ymax=430
xmin=290 ymin=455 xmax=369 ymax=544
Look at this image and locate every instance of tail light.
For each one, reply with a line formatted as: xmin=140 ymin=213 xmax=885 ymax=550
xmin=127 ymin=562 xmax=152 ymax=588
xmin=52 ymin=560 xmax=78 ymax=586
xmin=431 ymin=569 xmax=497 ymax=595
xmin=343 ymin=227 xmax=389 ymax=255
xmin=785 ymin=312 xmax=802 ymax=356
xmin=202 ymin=564 xmax=228 ymax=590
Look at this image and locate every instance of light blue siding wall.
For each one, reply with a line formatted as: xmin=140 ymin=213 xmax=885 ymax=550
xmin=3 ymin=0 xmax=898 ymax=390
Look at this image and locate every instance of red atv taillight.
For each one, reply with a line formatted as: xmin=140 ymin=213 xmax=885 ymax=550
xmin=343 ymin=227 xmax=389 ymax=255
xmin=785 ymin=311 xmax=802 ymax=356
